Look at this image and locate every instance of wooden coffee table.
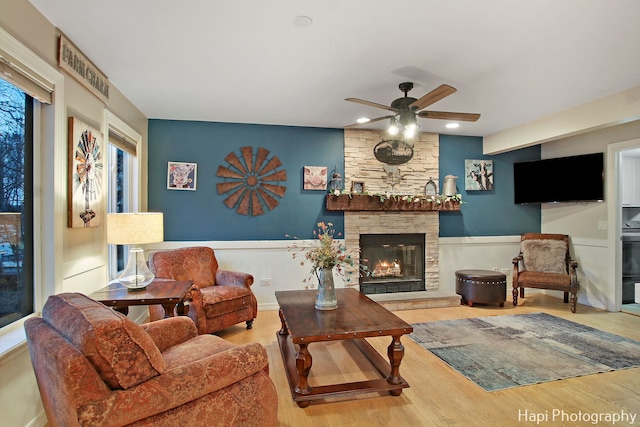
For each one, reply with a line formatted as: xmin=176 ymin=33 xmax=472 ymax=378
xmin=275 ymin=288 xmax=413 ymax=407
xmin=89 ymin=279 xmax=192 ymax=318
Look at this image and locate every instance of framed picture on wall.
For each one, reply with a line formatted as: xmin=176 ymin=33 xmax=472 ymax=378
xmin=68 ymin=117 xmax=104 ymax=228
xmin=351 ymin=181 xmax=365 ymax=194
xmin=303 ymin=166 xmax=327 ymax=190
xmin=465 ymin=159 xmax=494 ymax=191
xmin=167 ymin=161 xmax=197 ymax=190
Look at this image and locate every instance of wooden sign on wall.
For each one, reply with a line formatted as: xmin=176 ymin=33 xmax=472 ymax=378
xmin=58 ymin=32 xmax=110 ymax=104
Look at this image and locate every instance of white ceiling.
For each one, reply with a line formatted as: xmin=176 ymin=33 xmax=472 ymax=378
xmin=29 ymin=0 xmax=640 ymax=137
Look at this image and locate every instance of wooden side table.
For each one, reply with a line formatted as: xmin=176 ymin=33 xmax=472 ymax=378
xmin=89 ymin=279 xmax=193 ymax=317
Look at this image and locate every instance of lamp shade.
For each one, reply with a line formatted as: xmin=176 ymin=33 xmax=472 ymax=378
xmin=107 ymin=213 xmax=164 ymax=245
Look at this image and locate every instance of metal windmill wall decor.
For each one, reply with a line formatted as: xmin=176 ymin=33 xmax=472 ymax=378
xmin=216 ymin=146 xmax=287 ymax=216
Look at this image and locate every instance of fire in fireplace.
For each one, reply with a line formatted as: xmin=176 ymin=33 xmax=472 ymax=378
xmin=359 ymin=233 xmax=425 ymax=295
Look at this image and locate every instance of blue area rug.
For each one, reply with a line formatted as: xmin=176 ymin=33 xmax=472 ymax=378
xmin=408 ymin=312 xmax=640 ymax=392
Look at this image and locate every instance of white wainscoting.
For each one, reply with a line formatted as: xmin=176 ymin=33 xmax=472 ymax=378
xmin=145 ymin=241 xmax=327 ymax=311
xmin=568 ymin=237 xmax=612 ymax=311
xmin=146 ymin=235 xmax=612 ymax=313
xmin=439 ymin=235 xmax=521 ymax=297
xmin=440 ymin=235 xmax=611 ymax=311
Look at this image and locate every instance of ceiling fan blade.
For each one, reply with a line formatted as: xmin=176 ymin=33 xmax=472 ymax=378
xmin=417 ymin=111 xmax=481 ymax=122
xmin=345 ymin=98 xmax=397 ymax=112
xmin=345 ymin=115 xmax=395 ymax=128
xmin=409 ymin=84 xmax=457 ymax=111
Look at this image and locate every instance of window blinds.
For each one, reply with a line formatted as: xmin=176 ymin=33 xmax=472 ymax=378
xmin=108 ymin=128 xmax=137 ymax=156
xmin=0 ymin=49 xmax=53 ymax=104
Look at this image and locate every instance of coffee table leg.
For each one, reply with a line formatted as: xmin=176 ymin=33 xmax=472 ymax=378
xmin=387 ymin=335 xmax=405 ymax=396
xmin=278 ymin=308 xmax=288 ymax=336
xmin=295 ymin=343 xmax=312 ymax=396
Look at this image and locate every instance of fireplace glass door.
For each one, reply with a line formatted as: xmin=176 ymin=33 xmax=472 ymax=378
xmin=359 ymin=233 xmax=425 ymax=294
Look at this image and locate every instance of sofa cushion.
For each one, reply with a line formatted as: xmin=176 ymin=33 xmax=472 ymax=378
xmin=200 ymin=286 xmax=254 ymax=318
xmin=521 ymin=239 xmax=567 ymax=274
xmin=42 ymin=293 xmax=165 ymax=389
xmin=517 ymin=270 xmax=572 ymax=287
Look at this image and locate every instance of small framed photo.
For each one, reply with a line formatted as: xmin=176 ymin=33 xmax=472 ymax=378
xmin=351 ymin=181 xmax=365 ymax=194
xmin=425 ymin=179 xmax=438 ymax=196
xmin=167 ymin=162 xmax=197 ymax=190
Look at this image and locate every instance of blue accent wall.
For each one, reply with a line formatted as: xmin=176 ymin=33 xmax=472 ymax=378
xmin=439 ymin=134 xmax=541 ymax=236
xmin=148 ymin=120 xmax=542 ymax=240
xmin=148 ymin=120 xmax=344 ymax=240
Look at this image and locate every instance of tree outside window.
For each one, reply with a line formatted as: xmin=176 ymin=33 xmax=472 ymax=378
xmin=0 ymin=78 xmax=33 ymax=328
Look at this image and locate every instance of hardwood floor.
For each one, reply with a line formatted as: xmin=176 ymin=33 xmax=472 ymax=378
xmin=217 ymin=294 xmax=640 ymax=427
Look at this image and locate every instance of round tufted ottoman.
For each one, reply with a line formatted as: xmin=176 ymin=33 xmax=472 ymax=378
xmin=455 ymin=269 xmax=507 ymax=307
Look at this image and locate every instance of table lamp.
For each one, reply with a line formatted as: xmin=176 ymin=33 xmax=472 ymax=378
xmin=106 ymin=212 xmax=164 ymax=291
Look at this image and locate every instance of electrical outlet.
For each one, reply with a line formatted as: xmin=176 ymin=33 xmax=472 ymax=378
xmin=501 ymin=268 xmax=510 ymax=275
xmin=260 ymin=278 xmax=271 ymax=286
xmin=492 ymin=267 xmax=499 ymax=272
xmin=598 ymin=220 xmax=608 ymax=230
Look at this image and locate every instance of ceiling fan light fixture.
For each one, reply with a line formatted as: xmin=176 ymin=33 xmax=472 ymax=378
xmin=357 ymin=117 xmax=371 ymax=124
xmin=446 ymin=122 xmax=460 ymax=129
xmin=344 ymin=82 xmax=478 ymax=131
xmin=404 ymin=124 xmax=418 ymax=139
xmin=387 ymin=117 xmax=400 ymax=136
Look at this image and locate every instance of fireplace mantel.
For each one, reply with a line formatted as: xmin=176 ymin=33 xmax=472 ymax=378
xmin=326 ymin=194 xmax=461 ymax=212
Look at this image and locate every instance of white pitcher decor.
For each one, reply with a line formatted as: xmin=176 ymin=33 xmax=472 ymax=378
xmin=442 ymin=174 xmax=458 ymax=196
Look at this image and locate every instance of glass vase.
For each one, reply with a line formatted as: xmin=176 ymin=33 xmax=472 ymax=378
xmin=315 ymin=267 xmax=337 ymax=310
xmin=117 ymin=248 xmax=155 ymax=291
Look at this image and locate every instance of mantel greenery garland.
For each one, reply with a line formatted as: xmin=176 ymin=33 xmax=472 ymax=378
xmin=328 ymin=189 xmax=463 ymax=204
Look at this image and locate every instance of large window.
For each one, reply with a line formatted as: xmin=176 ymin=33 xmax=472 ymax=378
xmin=0 ymin=78 xmax=34 ymax=329
xmin=0 ymin=27 xmax=62 ymax=345
xmin=107 ymin=144 xmax=133 ymax=275
xmin=107 ymin=119 xmax=140 ymax=279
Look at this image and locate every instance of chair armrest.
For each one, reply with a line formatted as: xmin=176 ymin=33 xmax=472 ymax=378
xmin=568 ymin=258 xmax=578 ymax=271
xmin=165 ymin=341 xmax=270 ymax=389
xmin=216 ymin=269 xmax=254 ymax=288
xmin=140 ymin=317 xmax=198 ymax=352
xmin=157 ymin=342 xmax=270 ymax=399
xmin=512 ymin=253 xmax=523 ymax=284
xmin=568 ymin=258 xmax=579 ymax=289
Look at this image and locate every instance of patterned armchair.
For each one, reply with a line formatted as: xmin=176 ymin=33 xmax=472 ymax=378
xmin=512 ymin=233 xmax=579 ymax=313
xmin=24 ymin=293 xmax=277 ymax=427
xmin=148 ymin=247 xmax=257 ymax=334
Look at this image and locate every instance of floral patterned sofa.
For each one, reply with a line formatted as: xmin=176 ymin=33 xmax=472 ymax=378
xmin=24 ymin=293 xmax=278 ymax=427
xmin=148 ymin=246 xmax=257 ymax=334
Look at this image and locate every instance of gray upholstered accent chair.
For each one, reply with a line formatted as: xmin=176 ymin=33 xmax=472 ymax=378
xmin=512 ymin=233 xmax=579 ymax=313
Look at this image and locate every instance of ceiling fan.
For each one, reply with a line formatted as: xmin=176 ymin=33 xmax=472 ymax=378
xmin=345 ymin=82 xmax=480 ymax=137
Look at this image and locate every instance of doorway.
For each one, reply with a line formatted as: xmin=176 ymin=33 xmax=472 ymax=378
xmin=616 ymin=143 xmax=640 ymax=316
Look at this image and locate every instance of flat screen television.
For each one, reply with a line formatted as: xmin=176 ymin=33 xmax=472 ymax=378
xmin=513 ymin=152 xmax=604 ymax=204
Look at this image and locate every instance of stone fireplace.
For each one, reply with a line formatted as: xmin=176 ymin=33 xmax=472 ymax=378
xmin=343 ymin=129 xmax=441 ymax=293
